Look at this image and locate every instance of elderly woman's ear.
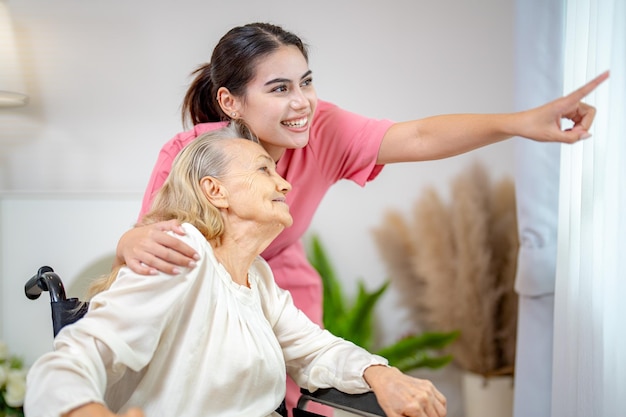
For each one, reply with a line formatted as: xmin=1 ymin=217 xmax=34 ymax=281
xmin=200 ymin=176 xmax=229 ymax=208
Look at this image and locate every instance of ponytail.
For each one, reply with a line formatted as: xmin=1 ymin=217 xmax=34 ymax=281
xmin=181 ymin=23 xmax=309 ymax=130
xmin=182 ymin=63 xmax=225 ymax=128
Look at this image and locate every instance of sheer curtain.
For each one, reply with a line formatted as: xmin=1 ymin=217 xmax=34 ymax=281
xmin=512 ymin=1 xmax=563 ymax=416
xmin=553 ymin=1 xmax=625 ymax=417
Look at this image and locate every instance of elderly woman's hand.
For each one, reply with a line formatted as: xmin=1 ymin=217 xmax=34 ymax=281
xmin=364 ymin=365 xmax=446 ymax=417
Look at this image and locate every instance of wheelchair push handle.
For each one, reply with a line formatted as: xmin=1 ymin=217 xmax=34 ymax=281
xmin=24 ymin=266 xmax=69 ymax=302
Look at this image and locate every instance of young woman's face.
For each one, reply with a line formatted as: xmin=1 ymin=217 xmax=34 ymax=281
xmin=218 ymin=139 xmax=293 ymax=230
xmin=236 ymin=45 xmax=318 ymax=161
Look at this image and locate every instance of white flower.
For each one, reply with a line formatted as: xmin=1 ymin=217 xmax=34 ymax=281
xmin=0 ymin=341 xmax=8 ymax=361
xmin=3 ymin=368 xmax=27 ymax=408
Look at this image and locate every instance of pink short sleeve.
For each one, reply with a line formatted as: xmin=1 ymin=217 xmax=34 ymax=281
xmin=298 ymin=100 xmax=394 ymax=186
xmin=261 ymin=100 xmax=394 ymax=263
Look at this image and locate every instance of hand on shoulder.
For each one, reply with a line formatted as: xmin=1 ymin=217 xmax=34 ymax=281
xmin=115 ymin=220 xmax=199 ymax=276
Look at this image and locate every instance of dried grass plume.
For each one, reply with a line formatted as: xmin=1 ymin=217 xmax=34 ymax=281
xmin=372 ymin=162 xmax=519 ymax=376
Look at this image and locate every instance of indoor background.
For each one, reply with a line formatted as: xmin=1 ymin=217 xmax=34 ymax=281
xmin=0 ymin=1 xmax=518 ymax=416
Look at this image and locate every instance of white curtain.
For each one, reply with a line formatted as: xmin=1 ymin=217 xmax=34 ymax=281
xmin=553 ymin=1 xmax=625 ymax=417
xmin=512 ymin=0 xmax=563 ymax=416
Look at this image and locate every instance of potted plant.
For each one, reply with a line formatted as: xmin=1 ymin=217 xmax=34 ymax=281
xmin=372 ymin=162 xmax=519 ymax=417
xmin=306 ymin=234 xmax=459 ymax=373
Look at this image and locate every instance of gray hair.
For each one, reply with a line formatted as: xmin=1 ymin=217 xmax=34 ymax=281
xmin=143 ymin=121 xmax=258 ymax=240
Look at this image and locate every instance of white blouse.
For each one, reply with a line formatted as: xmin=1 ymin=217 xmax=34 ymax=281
xmin=25 ymin=223 xmax=387 ymax=417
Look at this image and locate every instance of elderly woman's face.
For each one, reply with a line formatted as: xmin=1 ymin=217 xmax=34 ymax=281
xmin=218 ymin=139 xmax=293 ymax=229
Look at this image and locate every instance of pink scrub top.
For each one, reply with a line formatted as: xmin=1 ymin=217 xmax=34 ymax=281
xmin=139 ymin=99 xmax=394 ymax=325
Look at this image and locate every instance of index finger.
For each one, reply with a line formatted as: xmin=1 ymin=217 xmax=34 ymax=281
xmin=567 ymin=70 xmax=610 ymax=101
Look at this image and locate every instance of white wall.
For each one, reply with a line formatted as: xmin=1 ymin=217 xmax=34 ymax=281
xmin=0 ymin=193 xmax=142 ymax=359
xmin=0 ymin=1 xmax=516 ymax=415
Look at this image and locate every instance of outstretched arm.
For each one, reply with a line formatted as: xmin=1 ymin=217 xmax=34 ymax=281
xmin=377 ymin=71 xmax=609 ymax=164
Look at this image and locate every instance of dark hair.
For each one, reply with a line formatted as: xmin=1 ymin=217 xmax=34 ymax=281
xmin=182 ymin=22 xmax=309 ymax=128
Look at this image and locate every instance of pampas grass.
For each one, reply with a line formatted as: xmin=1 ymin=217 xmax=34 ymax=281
xmin=372 ymin=162 xmax=519 ymax=376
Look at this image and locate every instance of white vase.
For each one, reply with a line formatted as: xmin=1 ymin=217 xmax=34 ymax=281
xmin=462 ymin=372 xmax=513 ymax=417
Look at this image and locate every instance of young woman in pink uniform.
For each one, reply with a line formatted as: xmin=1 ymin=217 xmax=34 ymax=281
xmin=116 ymin=22 xmax=607 ymax=414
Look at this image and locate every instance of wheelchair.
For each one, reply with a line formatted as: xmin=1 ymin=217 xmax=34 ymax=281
xmin=25 ymin=266 xmax=386 ymax=417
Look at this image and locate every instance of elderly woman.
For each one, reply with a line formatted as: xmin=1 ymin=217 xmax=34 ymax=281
xmin=24 ymin=123 xmax=446 ymax=417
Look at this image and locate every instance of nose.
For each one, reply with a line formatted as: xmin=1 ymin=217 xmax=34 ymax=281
xmin=276 ymin=175 xmax=292 ymax=194
xmin=289 ymin=87 xmax=309 ymax=111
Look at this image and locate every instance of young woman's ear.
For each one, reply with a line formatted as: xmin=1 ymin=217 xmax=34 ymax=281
xmin=200 ymin=176 xmax=229 ymax=208
xmin=216 ymin=87 xmax=241 ymax=118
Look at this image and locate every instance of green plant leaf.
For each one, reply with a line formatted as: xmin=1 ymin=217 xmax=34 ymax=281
xmin=392 ymin=353 xmax=455 ymax=372
xmin=376 ymin=331 xmax=460 ymax=361
xmin=9 ymin=356 xmax=23 ymax=369
xmin=341 ymin=281 xmax=389 ymax=349
xmin=308 ymin=234 xmax=346 ymax=327
xmin=306 ymin=233 xmax=457 ymax=374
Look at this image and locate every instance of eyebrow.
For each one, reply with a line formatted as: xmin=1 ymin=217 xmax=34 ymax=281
xmin=264 ymin=70 xmax=313 ymax=87
xmin=257 ymin=154 xmax=276 ymax=167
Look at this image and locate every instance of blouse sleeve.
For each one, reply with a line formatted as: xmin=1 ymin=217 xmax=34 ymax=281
xmin=24 ymin=234 xmax=201 ymax=417
xmin=255 ymin=260 xmax=388 ymax=394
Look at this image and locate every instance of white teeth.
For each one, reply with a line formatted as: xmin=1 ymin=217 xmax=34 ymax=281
xmin=282 ymin=117 xmax=307 ymax=128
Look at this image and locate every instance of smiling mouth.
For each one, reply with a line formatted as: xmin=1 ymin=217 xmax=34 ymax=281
xmin=281 ymin=116 xmax=308 ymax=128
